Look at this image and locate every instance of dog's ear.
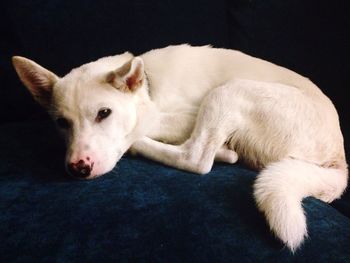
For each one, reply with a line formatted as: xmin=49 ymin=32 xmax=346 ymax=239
xmin=12 ymin=56 xmax=59 ymax=108
xmin=106 ymin=57 xmax=145 ymax=92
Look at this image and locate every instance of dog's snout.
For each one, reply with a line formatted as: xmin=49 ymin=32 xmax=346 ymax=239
xmin=68 ymin=159 xmax=94 ymax=178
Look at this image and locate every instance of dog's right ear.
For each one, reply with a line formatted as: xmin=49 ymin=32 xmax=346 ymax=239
xmin=12 ymin=56 xmax=59 ymax=108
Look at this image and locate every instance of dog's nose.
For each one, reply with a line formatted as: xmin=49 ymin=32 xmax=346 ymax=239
xmin=68 ymin=159 xmax=93 ymax=178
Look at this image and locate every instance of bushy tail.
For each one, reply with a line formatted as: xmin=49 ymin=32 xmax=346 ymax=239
xmin=253 ymin=158 xmax=348 ymax=252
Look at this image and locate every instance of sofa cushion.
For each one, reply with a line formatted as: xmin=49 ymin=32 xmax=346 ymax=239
xmin=0 ymin=121 xmax=350 ymax=262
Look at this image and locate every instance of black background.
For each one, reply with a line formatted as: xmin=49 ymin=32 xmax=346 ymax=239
xmin=1 ymin=0 xmax=349 ymax=155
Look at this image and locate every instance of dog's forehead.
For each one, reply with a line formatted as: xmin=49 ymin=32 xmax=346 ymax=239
xmin=52 ymin=71 xmax=102 ymax=109
xmin=70 ymin=51 xmax=133 ymax=76
xmin=51 ymin=52 xmax=133 ymax=113
xmin=55 ymin=51 xmax=133 ymax=92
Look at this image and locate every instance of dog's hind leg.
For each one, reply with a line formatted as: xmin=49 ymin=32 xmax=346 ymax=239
xmin=131 ymin=85 xmax=239 ymax=174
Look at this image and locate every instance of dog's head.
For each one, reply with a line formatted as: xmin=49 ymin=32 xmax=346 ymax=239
xmin=12 ymin=53 xmax=153 ymax=179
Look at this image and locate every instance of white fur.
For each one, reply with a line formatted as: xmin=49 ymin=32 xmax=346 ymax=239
xmin=254 ymin=158 xmax=348 ymax=252
xmin=12 ymin=44 xmax=348 ymax=251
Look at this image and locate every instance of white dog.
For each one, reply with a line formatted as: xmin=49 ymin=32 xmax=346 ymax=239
xmin=12 ymin=44 xmax=348 ymax=252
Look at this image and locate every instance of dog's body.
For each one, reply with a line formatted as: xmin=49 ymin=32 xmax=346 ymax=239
xmin=13 ymin=44 xmax=348 ymax=252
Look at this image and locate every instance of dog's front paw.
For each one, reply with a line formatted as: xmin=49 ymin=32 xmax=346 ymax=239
xmin=315 ymin=188 xmax=341 ymax=203
xmin=215 ymin=145 xmax=238 ymax=164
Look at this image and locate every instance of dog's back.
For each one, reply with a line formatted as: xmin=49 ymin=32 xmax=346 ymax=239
xmin=142 ymin=44 xmax=325 ymax=101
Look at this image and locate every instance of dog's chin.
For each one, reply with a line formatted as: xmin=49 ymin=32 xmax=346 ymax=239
xmin=67 ymin=165 xmax=114 ymax=180
xmin=67 ymin=153 xmax=124 ymax=180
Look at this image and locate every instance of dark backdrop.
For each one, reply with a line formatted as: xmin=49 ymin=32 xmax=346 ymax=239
xmin=1 ymin=0 xmax=349 ymax=155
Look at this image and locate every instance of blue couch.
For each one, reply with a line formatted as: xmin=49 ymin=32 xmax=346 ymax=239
xmin=1 ymin=1 xmax=349 ymax=262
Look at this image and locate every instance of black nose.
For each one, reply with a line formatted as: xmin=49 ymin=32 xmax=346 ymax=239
xmin=68 ymin=160 xmax=92 ymax=178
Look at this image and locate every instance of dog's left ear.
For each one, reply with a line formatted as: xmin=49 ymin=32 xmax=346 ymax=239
xmin=106 ymin=57 xmax=145 ymax=92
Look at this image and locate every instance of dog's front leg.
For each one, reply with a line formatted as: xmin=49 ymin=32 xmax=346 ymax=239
xmin=131 ymin=135 xmax=238 ymax=174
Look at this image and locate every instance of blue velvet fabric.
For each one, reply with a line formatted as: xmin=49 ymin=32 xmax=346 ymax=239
xmin=1 ymin=121 xmax=350 ymax=262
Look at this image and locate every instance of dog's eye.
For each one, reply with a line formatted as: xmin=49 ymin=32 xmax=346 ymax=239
xmin=96 ymin=108 xmax=112 ymax=122
xmin=56 ymin=117 xmax=70 ymax=129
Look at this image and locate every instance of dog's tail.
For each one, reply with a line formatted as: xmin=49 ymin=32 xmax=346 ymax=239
xmin=253 ymin=158 xmax=348 ymax=252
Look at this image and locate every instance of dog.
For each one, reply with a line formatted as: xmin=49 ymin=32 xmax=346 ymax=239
xmin=12 ymin=44 xmax=348 ymax=252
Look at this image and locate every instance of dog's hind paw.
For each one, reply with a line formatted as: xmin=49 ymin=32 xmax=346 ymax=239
xmin=215 ymin=146 xmax=238 ymax=164
xmin=315 ymin=189 xmax=340 ymax=203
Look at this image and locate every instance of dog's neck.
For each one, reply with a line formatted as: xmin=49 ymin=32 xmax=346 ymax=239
xmin=134 ymin=69 xmax=153 ymax=104
xmin=132 ymin=71 xmax=160 ymax=133
xmin=123 ymin=89 xmax=158 ymax=152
